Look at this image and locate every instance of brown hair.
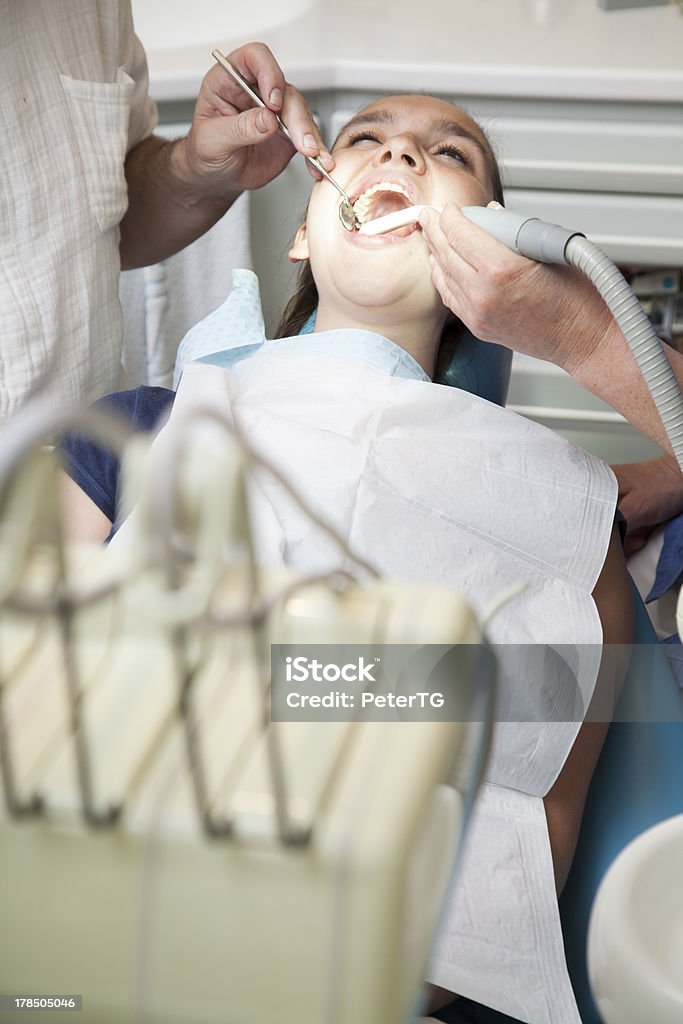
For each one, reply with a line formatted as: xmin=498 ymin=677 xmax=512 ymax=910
xmin=275 ymin=101 xmax=505 ymax=382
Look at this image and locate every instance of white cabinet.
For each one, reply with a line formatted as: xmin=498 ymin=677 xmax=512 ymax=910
xmin=489 ymin=114 xmax=683 ymax=195
xmin=505 ymin=188 xmax=683 ymax=266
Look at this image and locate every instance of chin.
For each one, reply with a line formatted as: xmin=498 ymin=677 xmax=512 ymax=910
xmin=327 ymin=246 xmax=437 ymax=308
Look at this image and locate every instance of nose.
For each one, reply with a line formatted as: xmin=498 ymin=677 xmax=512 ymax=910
xmin=374 ymin=134 xmax=425 ymax=173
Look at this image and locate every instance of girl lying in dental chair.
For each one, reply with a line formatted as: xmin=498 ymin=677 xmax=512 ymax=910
xmin=59 ymin=93 xmax=632 ymax=1024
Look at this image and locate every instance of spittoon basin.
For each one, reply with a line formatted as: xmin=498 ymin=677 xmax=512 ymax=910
xmin=587 ymin=813 xmax=683 ymax=1024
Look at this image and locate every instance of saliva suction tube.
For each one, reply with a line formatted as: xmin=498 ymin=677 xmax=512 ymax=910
xmin=465 ymin=205 xmax=683 ymax=476
xmin=360 ymin=202 xmax=683 ymax=474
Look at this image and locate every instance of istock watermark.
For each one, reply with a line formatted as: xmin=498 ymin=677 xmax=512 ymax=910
xmin=271 ymin=643 xmax=490 ymax=722
xmin=284 ymin=655 xmax=378 ymax=684
xmin=270 ymin=643 xmax=680 ymax=724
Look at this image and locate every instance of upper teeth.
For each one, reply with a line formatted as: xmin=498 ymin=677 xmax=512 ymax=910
xmin=352 ymin=183 xmax=412 ymax=224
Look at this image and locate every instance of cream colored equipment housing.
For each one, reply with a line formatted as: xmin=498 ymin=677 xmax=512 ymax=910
xmin=0 ymin=404 xmax=493 ymax=1024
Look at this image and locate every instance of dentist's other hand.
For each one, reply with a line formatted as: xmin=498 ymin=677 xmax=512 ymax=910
xmin=173 ymin=41 xmax=333 ymax=197
xmin=419 ymin=202 xmax=613 ymax=376
xmin=612 ymin=455 xmax=683 ymax=556
xmin=418 ymin=201 xmax=683 ymax=456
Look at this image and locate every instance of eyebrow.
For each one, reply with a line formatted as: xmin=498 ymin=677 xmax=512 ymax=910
xmin=338 ymin=109 xmax=489 ymax=160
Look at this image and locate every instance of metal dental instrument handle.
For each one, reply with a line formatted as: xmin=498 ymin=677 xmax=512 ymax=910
xmin=211 ymin=49 xmax=357 ymax=231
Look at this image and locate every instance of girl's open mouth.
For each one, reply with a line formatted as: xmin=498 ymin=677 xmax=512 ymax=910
xmin=344 ymin=184 xmax=422 ymax=240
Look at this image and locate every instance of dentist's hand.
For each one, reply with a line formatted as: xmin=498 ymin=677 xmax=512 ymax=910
xmin=173 ymin=41 xmax=334 ymax=197
xmin=121 ymin=42 xmax=332 ymax=268
xmin=418 ymin=202 xmax=683 ymax=456
xmin=612 ymin=455 xmax=683 ymax=556
xmin=418 ymin=202 xmax=614 ymax=375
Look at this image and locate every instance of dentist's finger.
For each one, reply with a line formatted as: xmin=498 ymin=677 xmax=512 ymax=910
xmin=428 ymin=254 xmax=463 ymax=314
xmin=422 ymin=206 xmax=519 ymax=340
xmin=420 ymin=210 xmax=476 ymax=318
xmin=428 ymin=245 xmax=504 ymax=343
xmin=440 ymin=204 xmax=512 ymax=269
xmin=211 ymin=44 xmax=333 ymax=167
xmin=305 ymin=162 xmax=325 ymax=182
xmin=419 ymin=206 xmax=479 ymax=277
xmin=440 ymin=203 xmax=540 ymax=280
xmin=221 ymin=104 xmax=283 ymax=150
xmin=226 ymin=41 xmax=287 ymax=112
xmin=428 ymin=252 xmax=477 ymax=324
xmin=279 ymin=84 xmax=335 ymax=171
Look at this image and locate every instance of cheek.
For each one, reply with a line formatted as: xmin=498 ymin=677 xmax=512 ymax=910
xmin=473 ymin=180 xmax=493 ymax=205
xmin=473 ymin=171 xmax=495 ymax=204
xmin=305 ymin=189 xmax=336 ymax=248
xmin=439 ymin=173 xmax=491 ymax=208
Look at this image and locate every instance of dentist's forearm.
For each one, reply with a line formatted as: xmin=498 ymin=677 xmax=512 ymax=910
xmin=119 ymin=135 xmax=237 ymax=271
xmin=566 ymin=318 xmax=681 ymax=456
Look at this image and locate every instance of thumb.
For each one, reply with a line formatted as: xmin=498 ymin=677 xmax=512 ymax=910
xmin=222 ymin=106 xmax=280 ymax=149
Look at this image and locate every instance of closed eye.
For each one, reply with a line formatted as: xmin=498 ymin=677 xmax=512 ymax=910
xmin=344 ymin=130 xmax=382 ymax=146
xmin=435 ymin=143 xmax=471 ymax=167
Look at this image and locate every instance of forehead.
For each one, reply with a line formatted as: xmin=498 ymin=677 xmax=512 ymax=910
xmin=338 ymin=94 xmax=490 ymax=152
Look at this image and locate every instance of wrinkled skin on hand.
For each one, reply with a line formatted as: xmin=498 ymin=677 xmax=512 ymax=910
xmin=419 ymin=203 xmax=614 ymax=376
xmin=177 ymin=41 xmax=332 ymax=197
xmin=419 ymin=202 xmax=683 ymax=469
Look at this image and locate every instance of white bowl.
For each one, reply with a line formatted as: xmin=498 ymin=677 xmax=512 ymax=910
xmin=588 ymin=814 xmax=683 ymax=1024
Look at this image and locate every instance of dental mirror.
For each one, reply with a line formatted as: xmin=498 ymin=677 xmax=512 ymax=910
xmin=211 ymin=48 xmax=359 ymax=231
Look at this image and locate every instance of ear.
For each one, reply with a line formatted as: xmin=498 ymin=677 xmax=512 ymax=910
xmin=288 ymin=223 xmax=310 ymax=263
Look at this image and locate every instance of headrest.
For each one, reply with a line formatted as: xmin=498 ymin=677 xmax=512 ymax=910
xmin=436 ymin=330 xmax=512 ymax=408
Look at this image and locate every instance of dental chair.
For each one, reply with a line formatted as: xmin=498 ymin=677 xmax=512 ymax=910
xmin=0 ymin=403 xmax=494 ymax=1024
xmin=435 ymin=334 xmax=683 ymax=1024
xmin=3 ymin=336 xmax=680 ymax=1024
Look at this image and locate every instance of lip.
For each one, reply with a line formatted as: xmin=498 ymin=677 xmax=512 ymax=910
xmin=343 ymin=219 xmax=422 ymax=246
xmin=347 ymin=172 xmax=421 ymax=207
xmin=339 ymin=172 xmax=423 ymax=243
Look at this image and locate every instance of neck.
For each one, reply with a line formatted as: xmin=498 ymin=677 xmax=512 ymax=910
xmin=313 ymin=302 xmax=443 ymax=379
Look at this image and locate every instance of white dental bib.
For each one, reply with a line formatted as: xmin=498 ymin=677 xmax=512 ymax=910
xmin=113 ymin=337 xmax=617 ymax=1024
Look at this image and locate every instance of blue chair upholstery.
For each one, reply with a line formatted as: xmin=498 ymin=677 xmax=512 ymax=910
xmin=436 ymin=330 xmax=512 ymax=407
xmin=433 ymin=341 xmax=683 ymax=1024
xmin=559 ymin=581 xmax=683 ymax=1023
xmin=435 ymin=589 xmax=683 ymax=1024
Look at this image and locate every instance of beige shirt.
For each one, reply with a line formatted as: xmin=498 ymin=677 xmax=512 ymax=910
xmin=0 ymin=0 xmax=158 ymax=420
